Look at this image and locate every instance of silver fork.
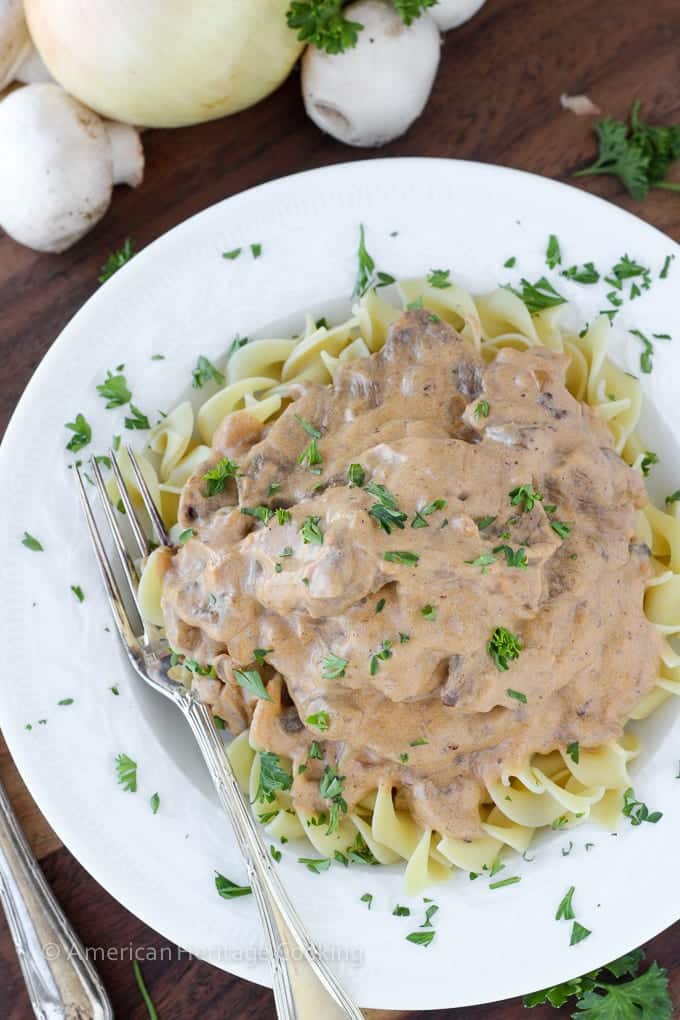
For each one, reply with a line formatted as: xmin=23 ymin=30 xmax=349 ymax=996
xmin=75 ymin=449 xmax=365 ymax=1020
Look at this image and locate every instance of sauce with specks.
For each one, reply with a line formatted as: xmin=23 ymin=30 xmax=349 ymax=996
xmin=160 ymin=310 xmax=661 ymax=839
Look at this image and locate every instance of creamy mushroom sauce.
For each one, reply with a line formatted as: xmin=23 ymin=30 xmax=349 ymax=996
xmin=160 ymin=309 xmax=661 ymax=840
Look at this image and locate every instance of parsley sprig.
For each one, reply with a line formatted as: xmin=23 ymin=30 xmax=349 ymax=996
xmin=99 ymin=239 xmax=134 ymax=283
xmin=287 ymin=0 xmax=435 ymax=54
xmin=487 ymin=626 xmax=522 ymax=671
xmin=203 ymin=457 xmax=239 ymax=496
xmin=574 ymin=100 xmax=680 ymax=200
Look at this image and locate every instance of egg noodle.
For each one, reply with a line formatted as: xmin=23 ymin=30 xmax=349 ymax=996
xmin=128 ymin=277 xmax=680 ymax=893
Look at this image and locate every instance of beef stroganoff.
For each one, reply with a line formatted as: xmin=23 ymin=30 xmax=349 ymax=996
xmin=132 ymin=277 xmax=680 ymax=893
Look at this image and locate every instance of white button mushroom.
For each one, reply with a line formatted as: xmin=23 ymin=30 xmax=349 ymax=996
xmin=430 ymin=0 xmax=486 ymax=32
xmin=301 ymin=0 xmax=441 ymax=148
xmin=0 ymin=0 xmax=31 ymax=89
xmin=0 ymin=83 xmax=144 ymax=252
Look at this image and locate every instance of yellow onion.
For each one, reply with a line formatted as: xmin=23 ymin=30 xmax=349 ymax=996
xmin=24 ymin=0 xmax=303 ymax=127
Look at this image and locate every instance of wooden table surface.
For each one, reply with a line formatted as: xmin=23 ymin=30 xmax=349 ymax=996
xmin=1 ymin=0 xmax=680 ymax=1016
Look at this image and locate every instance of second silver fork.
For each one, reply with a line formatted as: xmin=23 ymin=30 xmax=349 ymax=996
xmin=75 ymin=449 xmax=365 ymax=1020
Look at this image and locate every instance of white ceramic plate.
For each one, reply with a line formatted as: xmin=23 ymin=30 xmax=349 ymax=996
xmin=2 ymin=159 xmax=679 ymax=1011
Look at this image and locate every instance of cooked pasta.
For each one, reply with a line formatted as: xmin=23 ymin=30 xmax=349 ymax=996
xmin=133 ymin=277 xmax=680 ymax=893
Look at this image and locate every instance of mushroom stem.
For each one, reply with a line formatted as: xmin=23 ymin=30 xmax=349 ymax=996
xmin=106 ymin=120 xmax=145 ymax=187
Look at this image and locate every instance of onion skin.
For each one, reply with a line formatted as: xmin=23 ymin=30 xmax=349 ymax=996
xmin=24 ymin=0 xmax=304 ymax=128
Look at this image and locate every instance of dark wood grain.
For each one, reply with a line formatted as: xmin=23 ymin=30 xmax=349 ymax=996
xmin=1 ymin=0 xmax=680 ymax=1015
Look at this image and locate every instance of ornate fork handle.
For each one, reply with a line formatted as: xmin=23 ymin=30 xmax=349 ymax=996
xmin=0 ymin=777 xmax=112 ymax=1020
xmin=181 ymin=694 xmax=364 ymax=1020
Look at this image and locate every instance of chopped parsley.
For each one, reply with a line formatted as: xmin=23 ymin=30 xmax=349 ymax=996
xmin=321 ymin=653 xmax=348 ymax=679
xmin=393 ymin=904 xmax=411 ymax=917
xmin=406 ymin=930 xmax=435 ymax=947
xmin=319 ymin=765 xmax=347 ymax=834
xmin=489 ymin=876 xmax=521 ymax=890
xmin=523 ymin=949 xmax=671 ymax=1013
xmin=383 ymin=550 xmax=419 ymax=565
xmin=309 ymin=740 xmax=323 ymax=759
xmin=509 ymin=483 xmax=543 ymax=512
xmin=504 ymin=256 xmax=517 ymax=268
xmin=409 ymin=737 xmax=428 ymax=746
xmin=22 ymin=532 xmax=43 ymax=551
xmin=661 ymin=254 xmax=674 ymax=278
xmin=300 ymin=515 xmax=323 ymax=544
xmin=406 ymin=296 xmax=424 ymax=310
xmin=567 ymin=741 xmax=580 ymax=764
xmin=476 ymin=515 xmax=497 ymax=531
xmin=99 ymin=239 xmax=134 ymax=282
xmin=270 ymin=844 xmax=282 ymax=863
xmin=115 ymin=753 xmax=137 ymax=792
xmin=366 ymin=481 xmax=407 ymax=533
xmin=241 ymin=505 xmax=275 ymax=524
xmin=57 ymin=698 xmax=74 ymax=706
xmin=298 ymin=856 xmax=332 ymax=874
xmin=295 ymin=415 xmax=322 ymax=439
xmin=253 ymin=648 xmax=273 ymax=664
xmin=192 ymin=355 xmax=225 ymax=389
xmin=255 ymin=751 xmax=293 ymax=803
xmin=222 ymin=248 xmax=242 ymax=260
xmin=360 ymin=893 xmax=373 ymax=909
xmin=65 ymin=413 xmax=92 ymax=452
xmin=555 ymin=885 xmax=576 ymax=921
xmin=233 ymin=667 xmax=272 ymax=702
xmin=665 ymin=490 xmax=680 ymax=506
xmin=124 ymin=404 xmax=150 ymax=430
xmin=276 ymin=508 xmax=292 ymax=525
xmin=150 ymin=793 xmax=160 ymax=815
xmin=203 ymin=457 xmax=239 ymax=496
xmin=493 ymin=544 xmax=528 ymax=568
xmin=97 ymin=370 xmax=131 ymax=408
xmin=268 ymin=481 xmax=281 ymax=496
xmin=562 ymin=262 xmax=600 ymax=284
xmin=640 ymin=451 xmax=659 ymax=477
xmin=250 ymin=243 xmax=262 ymax=258
xmin=570 ymin=922 xmax=592 ymax=947
xmin=70 ymin=584 xmax=85 ymax=602
xmin=506 ymin=688 xmax=527 ymax=704
xmin=474 ymin=399 xmax=490 ymax=419
xmin=347 ymin=463 xmax=366 ymax=486
xmin=369 ymin=639 xmax=393 ymax=675
xmin=550 ymin=520 xmax=573 ymax=539
xmin=506 ymin=277 xmax=567 ymax=313
xmin=399 ymin=632 xmax=411 ymax=643
xmin=305 ymin=711 xmax=330 ymax=732
xmin=375 ymin=598 xmax=386 ymax=614
xmin=420 ymin=604 xmax=437 ymax=621
xmin=622 ymin=786 xmax=663 ymax=825
xmin=177 ymin=528 xmax=194 ymax=543
xmin=298 ymin=437 xmax=322 ymax=468
xmin=487 ymin=626 xmax=522 ymax=671
xmin=215 ymin=872 xmax=252 ymax=899
xmin=427 ymin=268 xmax=451 ymax=288
xmin=546 ymin=234 xmax=562 ymax=269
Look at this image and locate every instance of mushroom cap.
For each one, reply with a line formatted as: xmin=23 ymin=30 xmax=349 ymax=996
xmin=430 ymin=0 xmax=486 ymax=31
xmin=302 ymin=0 xmax=441 ymax=148
xmin=0 ymin=0 xmax=32 ymax=89
xmin=0 ymin=83 xmax=113 ymax=252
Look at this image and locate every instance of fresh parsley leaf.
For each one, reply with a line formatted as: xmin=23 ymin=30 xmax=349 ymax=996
xmin=298 ymin=437 xmax=322 ymax=468
xmin=393 ymin=904 xmax=411 ymax=916
xmin=96 ymin=370 xmax=131 ymax=409
xmin=406 ymin=296 xmax=424 ymax=310
xmin=369 ymin=639 xmax=393 ymax=675
xmin=660 ymin=254 xmax=674 ymax=278
xmin=150 ymin=792 xmax=160 ymax=815
xmin=253 ymin=648 xmax=273 ymax=664
xmin=504 ymin=256 xmax=517 ymax=268
xmin=22 ymin=532 xmax=43 ymax=551
xmin=575 ymin=101 xmax=680 ymax=200
xmin=474 ymin=399 xmax=490 ymax=419
xmin=57 ymin=698 xmax=74 ymax=706
xmin=546 ymin=234 xmax=562 ymax=269
xmin=305 ymin=711 xmax=330 ymax=732
xmin=241 ymin=505 xmax=275 ymax=524
xmin=233 ymin=667 xmax=272 ymax=702
xmin=427 ymin=268 xmax=451 ymax=288
xmin=476 ymin=515 xmax=497 ymax=531
xmin=222 ymin=248 xmax=242 ymax=260
xmin=215 ymin=872 xmax=252 ymax=899
xmin=287 ymin=0 xmax=363 ymax=54
xmin=551 ymin=520 xmax=573 ymax=539
xmin=392 ymin=0 xmax=437 ymax=25
xmin=487 ymin=626 xmax=522 ymax=671
xmin=354 ymin=222 xmax=375 ymax=295
xmin=99 ymin=239 xmax=134 ymax=283
xmin=360 ymin=893 xmax=373 ymax=909
xmin=493 ymin=544 xmax=528 ymax=568
xmin=256 ymin=751 xmax=293 ymax=803
xmin=319 ymin=765 xmax=347 ymax=835
xmin=321 ymin=653 xmax=348 ymax=679
xmin=294 ymin=415 xmax=322 ymax=438
xmin=178 ymin=527 xmax=194 ymax=543
xmin=203 ymin=457 xmax=239 ymax=496
xmin=665 ymin=490 xmax=680 ymax=505
xmin=300 ymin=515 xmax=323 ymax=544
xmin=309 ymin=740 xmax=323 ymax=759
xmin=70 ymin=584 xmax=85 ymax=602
xmin=192 ymin=355 xmax=225 ymax=389
xmin=375 ymin=597 xmax=386 ymax=614
xmin=506 ymin=277 xmax=567 ymax=313
xmin=124 ymin=404 xmax=150 ymax=430
xmin=409 ymin=737 xmax=428 ymax=746
xmin=250 ymin=243 xmax=262 ymax=258
xmin=65 ymin=413 xmax=92 ymax=452
xmin=420 ymin=604 xmax=437 ymax=621
xmin=115 ymin=753 xmax=137 ymax=792
xmin=270 ymin=844 xmax=282 ymax=863
xmin=406 ymin=930 xmax=435 ymax=947
xmin=489 ymin=876 xmax=521 ymax=890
